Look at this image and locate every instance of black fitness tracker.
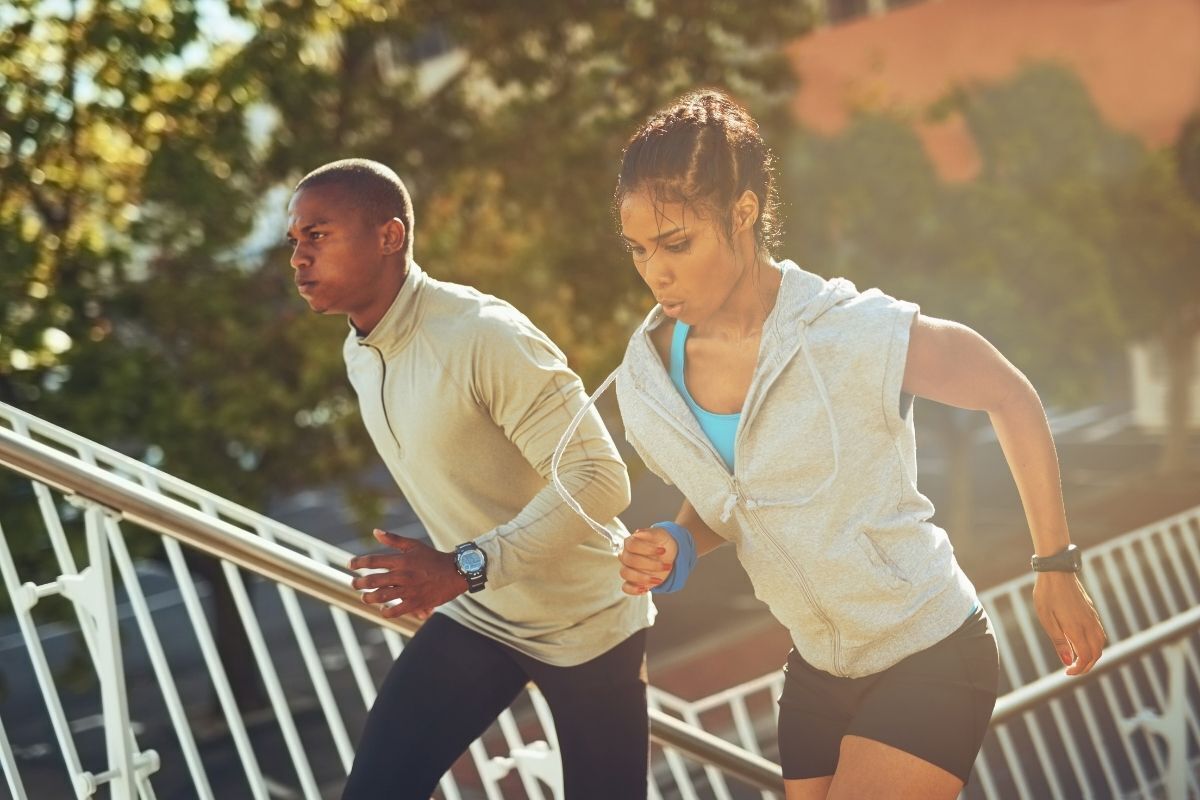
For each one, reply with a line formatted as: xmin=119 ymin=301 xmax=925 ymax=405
xmin=1030 ymin=544 xmax=1082 ymax=573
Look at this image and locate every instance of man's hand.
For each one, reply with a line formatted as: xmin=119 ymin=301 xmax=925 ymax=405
xmin=348 ymin=529 xmax=468 ymax=619
xmin=1032 ymin=572 xmax=1106 ymax=676
xmin=618 ymin=527 xmax=678 ymax=595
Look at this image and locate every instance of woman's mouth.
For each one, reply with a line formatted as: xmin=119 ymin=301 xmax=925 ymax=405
xmin=660 ymin=300 xmax=684 ymax=317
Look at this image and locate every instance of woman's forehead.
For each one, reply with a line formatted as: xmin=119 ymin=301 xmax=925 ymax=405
xmin=619 ymin=193 xmax=701 ymax=238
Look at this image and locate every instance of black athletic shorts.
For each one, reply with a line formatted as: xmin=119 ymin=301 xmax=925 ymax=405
xmin=777 ymin=605 xmax=999 ymax=783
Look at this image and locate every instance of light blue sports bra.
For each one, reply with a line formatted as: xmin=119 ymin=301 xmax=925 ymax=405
xmin=669 ymin=321 xmax=739 ymax=472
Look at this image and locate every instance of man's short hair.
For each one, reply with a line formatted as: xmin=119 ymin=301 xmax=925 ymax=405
xmin=296 ymin=158 xmax=414 ymax=262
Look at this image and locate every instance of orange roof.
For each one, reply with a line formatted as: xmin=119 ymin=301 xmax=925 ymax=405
xmin=786 ymin=0 xmax=1200 ymax=181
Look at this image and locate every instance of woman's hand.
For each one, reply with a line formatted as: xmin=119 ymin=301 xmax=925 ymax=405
xmin=1032 ymin=572 xmax=1106 ymax=675
xmin=618 ymin=527 xmax=679 ymax=594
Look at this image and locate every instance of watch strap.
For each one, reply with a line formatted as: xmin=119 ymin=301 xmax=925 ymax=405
xmin=1031 ymin=544 xmax=1082 ymax=573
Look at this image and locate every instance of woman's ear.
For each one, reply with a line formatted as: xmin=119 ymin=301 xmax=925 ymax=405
xmin=732 ymin=189 xmax=760 ymax=234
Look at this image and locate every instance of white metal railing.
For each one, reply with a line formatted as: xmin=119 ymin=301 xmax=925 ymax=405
xmin=4 ymin=396 xmax=1197 ymax=799
xmin=649 ymin=504 xmax=1200 ymax=800
xmin=0 ymin=402 xmax=779 ymax=799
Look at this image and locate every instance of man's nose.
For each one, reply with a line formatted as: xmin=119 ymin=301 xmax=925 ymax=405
xmin=289 ymin=242 xmax=309 ymax=270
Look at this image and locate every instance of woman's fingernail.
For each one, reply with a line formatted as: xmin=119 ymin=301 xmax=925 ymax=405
xmin=657 ymin=547 xmax=666 ymax=555
xmin=1060 ymin=652 xmax=1072 ymax=665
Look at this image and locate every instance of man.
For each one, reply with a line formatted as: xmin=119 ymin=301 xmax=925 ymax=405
xmin=285 ymin=158 xmax=654 ymax=799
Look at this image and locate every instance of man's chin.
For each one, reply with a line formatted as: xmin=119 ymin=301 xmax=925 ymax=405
xmin=300 ymin=296 xmax=332 ymax=315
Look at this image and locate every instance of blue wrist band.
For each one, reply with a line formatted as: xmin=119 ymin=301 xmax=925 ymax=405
xmin=650 ymin=521 xmax=696 ymax=594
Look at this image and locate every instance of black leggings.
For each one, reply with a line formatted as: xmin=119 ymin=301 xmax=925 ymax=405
xmin=342 ymin=613 xmax=649 ymax=800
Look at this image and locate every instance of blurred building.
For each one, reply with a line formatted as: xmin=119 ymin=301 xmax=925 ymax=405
xmin=789 ymin=0 xmax=1200 ymax=182
xmin=789 ymin=0 xmax=1200 ymax=431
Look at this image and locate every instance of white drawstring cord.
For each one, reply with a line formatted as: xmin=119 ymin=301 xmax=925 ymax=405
xmin=717 ymin=324 xmax=841 ymax=521
xmin=550 ymin=366 xmax=624 ymax=553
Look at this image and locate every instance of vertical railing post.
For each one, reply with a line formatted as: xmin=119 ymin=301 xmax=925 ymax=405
xmin=1119 ymin=641 xmax=1191 ymax=800
xmin=61 ymin=497 xmax=157 ymax=798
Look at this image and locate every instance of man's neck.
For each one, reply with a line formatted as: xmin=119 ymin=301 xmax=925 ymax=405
xmin=350 ymin=263 xmax=410 ymax=336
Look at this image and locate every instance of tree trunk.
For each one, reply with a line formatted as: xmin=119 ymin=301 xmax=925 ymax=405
xmin=1159 ymin=328 xmax=1195 ymax=474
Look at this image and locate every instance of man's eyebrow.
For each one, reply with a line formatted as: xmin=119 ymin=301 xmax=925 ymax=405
xmin=286 ymin=218 xmax=331 ymax=237
xmin=620 ymin=226 xmax=685 ymax=244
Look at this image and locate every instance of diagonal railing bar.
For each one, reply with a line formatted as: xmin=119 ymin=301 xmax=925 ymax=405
xmin=0 ymin=707 xmax=29 ymax=800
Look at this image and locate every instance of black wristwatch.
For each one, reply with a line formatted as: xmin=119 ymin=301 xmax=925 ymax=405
xmin=454 ymin=542 xmax=488 ymax=593
xmin=1031 ymin=544 xmax=1082 ymax=573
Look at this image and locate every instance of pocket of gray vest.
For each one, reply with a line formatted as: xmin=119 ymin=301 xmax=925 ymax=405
xmin=858 ymin=530 xmax=910 ymax=589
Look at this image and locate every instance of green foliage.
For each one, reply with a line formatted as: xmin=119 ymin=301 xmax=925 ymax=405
xmin=780 ymin=64 xmax=1200 ymax=407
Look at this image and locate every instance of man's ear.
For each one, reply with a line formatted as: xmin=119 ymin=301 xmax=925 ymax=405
xmin=732 ymin=189 xmax=760 ymax=234
xmin=380 ymin=218 xmax=407 ymax=256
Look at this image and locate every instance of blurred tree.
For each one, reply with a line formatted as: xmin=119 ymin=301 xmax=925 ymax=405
xmin=1155 ymin=112 xmax=1200 ymax=474
xmin=781 ymin=66 xmax=1138 ymax=550
xmin=966 ymin=65 xmax=1200 ymax=476
xmin=1103 ymin=151 xmax=1200 ymax=474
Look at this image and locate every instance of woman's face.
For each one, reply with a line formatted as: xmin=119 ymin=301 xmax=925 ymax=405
xmin=619 ymin=190 xmax=744 ymax=326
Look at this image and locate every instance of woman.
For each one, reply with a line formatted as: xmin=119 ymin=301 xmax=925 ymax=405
xmin=552 ymin=89 xmax=1105 ymax=799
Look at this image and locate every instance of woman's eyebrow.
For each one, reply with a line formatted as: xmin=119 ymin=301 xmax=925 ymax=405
xmin=621 ymin=226 xmax=685 ymax=245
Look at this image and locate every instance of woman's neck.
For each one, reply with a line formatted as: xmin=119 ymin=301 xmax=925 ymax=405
xmin=701 ymin=255 xmax=782 ymax=341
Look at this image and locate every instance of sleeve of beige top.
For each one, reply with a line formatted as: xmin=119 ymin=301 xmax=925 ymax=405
xmin=470 ymin=314 xmax=631 ymax=590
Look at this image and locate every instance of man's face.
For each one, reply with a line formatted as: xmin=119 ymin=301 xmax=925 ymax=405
xmin=286 ymin=185 xmax=393 ymax=319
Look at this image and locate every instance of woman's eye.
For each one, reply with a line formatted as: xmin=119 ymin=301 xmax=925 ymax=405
xmin=665 ymin=240 xmax=689 ymax=253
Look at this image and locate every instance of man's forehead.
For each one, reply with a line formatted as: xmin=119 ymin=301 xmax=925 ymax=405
xmin=288 ymin=186 xmax=353 ymax=224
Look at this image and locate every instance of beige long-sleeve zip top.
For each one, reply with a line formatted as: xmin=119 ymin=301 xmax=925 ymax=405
xmin=343 ymin=263 xmax=653 ymax=666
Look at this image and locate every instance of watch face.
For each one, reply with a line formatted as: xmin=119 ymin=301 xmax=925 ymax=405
xmin=457 ymin=549 xmax=486 ymax=573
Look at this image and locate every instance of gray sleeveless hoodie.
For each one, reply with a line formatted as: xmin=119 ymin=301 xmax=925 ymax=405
xmin=553 ymin=261 xmax=978 ymax=678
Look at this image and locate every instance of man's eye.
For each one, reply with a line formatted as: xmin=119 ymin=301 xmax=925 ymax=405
xmin=285 ymin=237 xmax=297 ymax=247
xmin=310 ymin=231 xmax=326 ymax=240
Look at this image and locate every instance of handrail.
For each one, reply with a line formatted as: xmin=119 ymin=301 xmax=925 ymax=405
xmin=0 ymin=425 xmax=421 ymax=638
xmin=0 ymin=424 xmax=785 ymax=794
xmin=992 ymin=603 xmax=1200 ymax=725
